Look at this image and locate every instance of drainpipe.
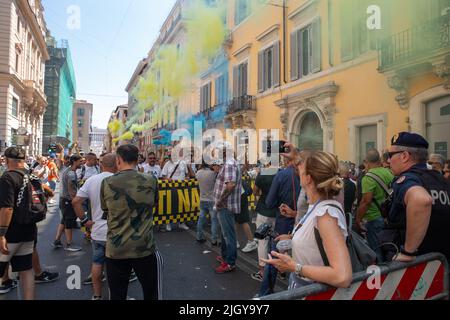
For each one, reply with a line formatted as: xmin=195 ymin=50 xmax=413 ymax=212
xmin=283 ymin=0 xmax=287 ymax=84
xmin=328 ymin=0 xmax=334 ymax=67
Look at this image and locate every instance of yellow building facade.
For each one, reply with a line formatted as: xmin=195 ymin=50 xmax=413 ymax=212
xmin=224 ymin=0 xmax=450 ymax=163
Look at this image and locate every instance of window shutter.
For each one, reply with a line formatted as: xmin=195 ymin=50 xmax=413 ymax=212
xmin=233 ymin=65 xmax=239 ymax=97
xmin=273 ymin=41 xmax=280 ymax=87
xmin=290 ymin=32 xmax=299 ymax=81
xmin=207 ymin=83 xmax=211 ymax=109
xmin=311 ymin=18 xmax=321 ymax=73
xmin=242 ymin=62 xmax=248 ymax=96
xmin=258 ymin=51 xmax=264 ymax=93
xmin=298 ymin=30 xmax=304 ymax=78
xmin=340 ymin=0 xmax=353 ymax=61
xmin=215 ymin=77 xmax=220 ymax=106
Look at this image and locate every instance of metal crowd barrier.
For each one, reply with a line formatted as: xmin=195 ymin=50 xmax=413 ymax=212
xmin=257 ymin=253 xmax=449 ymax=300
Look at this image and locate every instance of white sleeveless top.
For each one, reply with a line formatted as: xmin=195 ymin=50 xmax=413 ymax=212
xmin=291 ymin=200 xmax=348 ymax=271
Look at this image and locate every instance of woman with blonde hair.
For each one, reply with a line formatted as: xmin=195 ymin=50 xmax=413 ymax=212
xmin=262 ymin=151 xmax=353 ymax=289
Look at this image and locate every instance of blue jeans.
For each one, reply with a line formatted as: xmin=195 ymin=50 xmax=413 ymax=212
xmin=48 ymin=180 xmax=57 ymax=191
xmin=366 ymin=216 xmax=385 ymax=262
xmin=196 ymin=201 xmax=218 ymax=243
xmin=217 ymin=208 xmax=237 ymax=266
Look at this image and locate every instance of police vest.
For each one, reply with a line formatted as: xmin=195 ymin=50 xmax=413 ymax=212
xmin=410 ymin=169 xmax=450 ymax=258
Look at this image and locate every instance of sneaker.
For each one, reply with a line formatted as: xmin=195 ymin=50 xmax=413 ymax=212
xmin=65 ymin=244 xmax=82 ymax=252
xmin=215 ymin=262 xmax=236 ymax=274
xmin=48 ymin=199 xmax=56 ymax=204
xmin=251 ymin=271 xmax=263 ymax=282
xmin=242 ymin=240 xmax=258 ymax=253
xmin=165 ymin=224 xmax=172 ymax=232
xmin=91 ymin=296 xmax=102 ymax=301
xmin=129 ymin=271 xmax=138 ymax=283
xmin=0 ymin=279 xmax=18 ymax=294
xmin=82 ymin=274 xmax=106 ymax=285
xmin=196 ymin=238 xmax=206 ymax=244
xmin=52 ymin=240 xmax=63 ymax=249
xmin=35 ymin=271 xmax=60 ymax=284
xmin=179 ymin=223 xmax=189 ymax=231
xmin=216 ymin=255 xmax=224 ymax=264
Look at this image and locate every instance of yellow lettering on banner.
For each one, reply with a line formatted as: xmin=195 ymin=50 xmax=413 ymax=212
xmin=158 ymin=190 xmax=166 ymax=215
xmin=191 ymin=188 xmax=200 ymax=212
xmin=166 ymin=190 xmax=172 ymax=215
xmin=178 ymin=189 xmax=191 ymax=213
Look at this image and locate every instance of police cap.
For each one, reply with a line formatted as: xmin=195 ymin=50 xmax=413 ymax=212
xmin=391 ymin=132 xmax=429 ymax=149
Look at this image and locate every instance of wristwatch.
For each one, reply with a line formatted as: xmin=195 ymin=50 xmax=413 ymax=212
xmin=295 ymin=263 xmax=304 ymax=278
xmin=400 ymin=246 xmax=418 ymax=257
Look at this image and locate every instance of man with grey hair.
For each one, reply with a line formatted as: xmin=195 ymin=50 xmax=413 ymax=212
xmin=357 ymin=149 xmax=394 ymax=261
xmin=385 ymin=132 xmax=450 ymax=264
xmin=428 ymin=153 xmax=446 ymax=175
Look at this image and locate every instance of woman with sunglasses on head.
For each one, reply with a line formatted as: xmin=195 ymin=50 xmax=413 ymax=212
xmin=262 ymin=149 xmax=352 ymax=290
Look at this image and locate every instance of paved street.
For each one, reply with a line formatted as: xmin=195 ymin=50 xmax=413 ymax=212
xmin=0 ymin=191 xmax=288 ymax=300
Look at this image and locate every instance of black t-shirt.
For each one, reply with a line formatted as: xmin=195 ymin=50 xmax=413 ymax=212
xmin=343 ymin=178 xmax=356 ymax=214
xmin=0 ymin=169 xmax=37 ymax=243
xmin=255 ymin=173 xmax=277 ymax=218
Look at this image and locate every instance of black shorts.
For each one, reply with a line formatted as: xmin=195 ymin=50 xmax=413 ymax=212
xmin=0 ymin=241 xmax=34 ymax=274
xmin=235 ymin=194 xmax=250 ymax=225
xmin=60 ymin=198 xmax=78 ymax=229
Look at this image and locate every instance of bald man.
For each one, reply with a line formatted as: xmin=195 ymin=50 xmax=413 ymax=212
xmin=72 ymin=153 xmax=118 ymax=300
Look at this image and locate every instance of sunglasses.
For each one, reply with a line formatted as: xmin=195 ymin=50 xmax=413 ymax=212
xmin=387 ymin=151 xmax=405 ymax=159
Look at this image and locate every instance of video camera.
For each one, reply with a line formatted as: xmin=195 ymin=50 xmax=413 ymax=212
xmin=254 ymin=223 xmax=276 ymax=240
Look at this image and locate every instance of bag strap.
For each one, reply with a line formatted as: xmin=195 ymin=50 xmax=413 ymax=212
xmin=365 ymin=172 xmax=391 ymax=196
xmin=314 ymin=202 xmax=346 ymax=268
xmin=169 ymin=163 xmax=180 ymax=179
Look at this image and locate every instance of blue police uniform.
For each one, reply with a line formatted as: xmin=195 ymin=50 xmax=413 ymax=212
xmin=388 ymin=163 xmax=428 ymax=228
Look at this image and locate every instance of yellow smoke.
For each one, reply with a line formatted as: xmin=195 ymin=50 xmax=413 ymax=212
xmin=120 ymin=0 xmax=227 ymax=141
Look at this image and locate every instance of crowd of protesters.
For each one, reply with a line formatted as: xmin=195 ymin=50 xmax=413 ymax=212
xmin=0 ymin=130 xmax=449 ymax=300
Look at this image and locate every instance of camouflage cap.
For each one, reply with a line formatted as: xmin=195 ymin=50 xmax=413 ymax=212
xmin=4 ymin=147 xmax=26 ymax=160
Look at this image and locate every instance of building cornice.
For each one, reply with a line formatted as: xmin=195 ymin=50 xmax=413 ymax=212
xmin=125 ymin=59 xmax=148 ymax=93
xmin=288 ymin=0 xmax=318 ymax=20
xmin=232 ymin=43 xmax=252 ymax=58
xmin=256 ymin=24 xmax=280 ymax=42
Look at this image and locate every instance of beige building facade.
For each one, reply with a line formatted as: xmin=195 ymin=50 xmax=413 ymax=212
xmin=72 ymin=99 xmax=92 ymax=155
xmin=0 ymin=0 xmax=49 ymax=156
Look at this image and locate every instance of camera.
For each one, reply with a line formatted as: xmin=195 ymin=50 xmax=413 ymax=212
xmin=279 ymin=141 xmax=290 ymax=154
xmin=254 ymin=223 xmax=276 ymax=240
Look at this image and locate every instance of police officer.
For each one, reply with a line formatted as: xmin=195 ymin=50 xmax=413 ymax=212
xmin=387 ymin=132 xmax=450 ymax=263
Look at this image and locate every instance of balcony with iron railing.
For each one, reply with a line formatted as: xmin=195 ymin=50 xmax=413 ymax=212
xmin=227 ymin=95 xmax=257 ymax=115
xmin=378 ymin=12 xmax=450 ymax=72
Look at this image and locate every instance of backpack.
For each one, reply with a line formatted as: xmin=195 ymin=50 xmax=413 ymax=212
xmin=10 ymin=170 xmax=47 ymax=225
xmin=314 ymin=201 xmax=378 ymax=272
xmin=364 ymin=172 xmax=393 ymax=219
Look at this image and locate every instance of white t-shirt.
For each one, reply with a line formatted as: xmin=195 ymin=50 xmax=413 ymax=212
xmin=161 ymin=160 xmax=187 ymax=181
xmin=76 ymin=172 xmax=114 ymax=242
xmin=77 ymin=165 xmax=100 ymax=182
xmin=33 ymin=165 xmax=49 ymax=183
xmin=291 ymin=201 xmax=348 ymax=280
xmin=143 ymin=163 xmax=162 ymax=178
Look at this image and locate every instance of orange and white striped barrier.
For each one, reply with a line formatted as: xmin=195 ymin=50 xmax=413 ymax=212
xmin=258 ymin=253 xmax=449 ymax=300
